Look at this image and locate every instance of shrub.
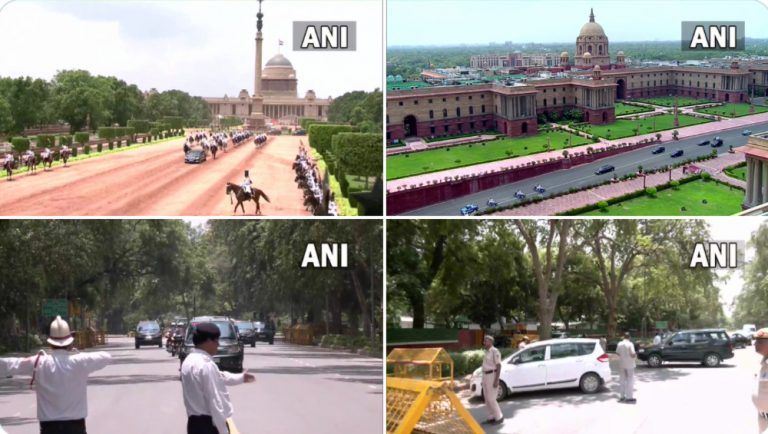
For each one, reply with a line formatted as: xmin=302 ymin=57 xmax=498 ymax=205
xmin=11 ymin=137 xmax=30 ymax=153
xmin=701 ymin=172 xmax=711 ymax=181
xmin=331 ymin=132 xmax=382 ymax=178
xmin=308 ymin=124 xmax=355 ymax=156
xmin=97 ymin=143 xmax=103 ymax=153
xmin=58 ymin=135 xmax=73 ymax=146
xmin=71 ymin=146 xmax=78 ymax=157
xmin=37 ymin=134 xmax=56 ymax=148
xmin=127 ymin=119 xmax=151 ymax=134
xmin=597 ymin=201 xmax=609 ymax=211
xmin=74 ymin=132 xmax=90 ymax=145
xmin=670 ymin=180 xmax=680 ymax=189
xmin=83 ymin=144 xmax=91 ymax=155
xmin=645 ymin=187 xmax=658 ymax=196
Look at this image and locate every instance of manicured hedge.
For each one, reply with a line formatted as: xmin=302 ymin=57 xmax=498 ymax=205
xmin=37 ymin=134 xmax=56 ymax=148
xmin=127 ymin=120 xmax=150 ymax=134
xmin=300 ymin=118 xmax=325 ymax=131
xmin=308 ymin=124 xmax=355 ymax=155
xmin=331 ymin=132 xmax=382 ymax=177
xmin=58 ymin=135 xmax=73 ymax=146
xmin=162 ymin=116 xmax=184 ymax=130
xmin=11 ymin=137 xmax=30 ymax=153
xmin=74 ymin=132 xmax=90 ymax=145
xmin=98 ymin=127 xmax=116 ymax=140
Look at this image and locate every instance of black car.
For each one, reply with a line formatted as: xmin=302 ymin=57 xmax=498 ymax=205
xmin=637 ymin=329 xmax=734 ymax=368
xmin=235 ymin=320 xmax=257 ymax=348
xmin=652 ymin=146 xmax=665 ymax=154
xmin=697 ymin=139 xmax=711 ymax=146
xmin=711 ymin=137 xmax=724 ymax=148
xmin=730 ymin=331 xmax=751 ymax=348
xmin=179 ymin=317 xmax=244 ymax=373
xmin=595 ymin=165 xmax=615 ymax=175
xmin=293 ymin=129 xmax=307 ymax=136
xmin=135 ymin=320 xmax=163 ymax=349
xmin=184 ymin=150 xmax=206 ymax=164
xmin=254 ymin=320 xmax=275 ymax=345
xmin=671 ymin=150 xmax=684 ymax=158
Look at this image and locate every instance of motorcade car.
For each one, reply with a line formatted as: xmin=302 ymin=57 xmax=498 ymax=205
xmin=594 ymin=165 xmax=615 ymax=175
xmin=671 ymin=150 xmax=684 ymax=158
xmin=711 ymin=137 xmax=723 ymax=147
xmin=135 ymin=320 xmax=163 ymax=349
xmin=254 ymin=320 xmax=275 ymax=345
xmin=697 ymin=139 xmax=711 ymax=146
xmin=729 ymin=331 xmax=751 ymax=348
xmin=184 ymin=150 xmax=206 ymax=164
xmin=179 ymin=316 xmax=244 ymax=372
xmin=637 ymin=329 xmax=734 ymax=368
xmin=743 ymin=129 xmax=753 ymax=136
xmin=235 ymin=320 xmax=257 ymax=347
xmin=470 ymin=338 xmax=611 ymax=401
xmin=652 ymin=146 xmax=665 ymax=154
xmin=460 ymin=204 xmax=479 ymax=216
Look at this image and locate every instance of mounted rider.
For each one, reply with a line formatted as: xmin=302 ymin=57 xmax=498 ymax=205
xmin=41 ymin=147 xmax=52 ymax=160
xmin=23 ymin=149 xmax=35 ymax=162
xmin=60 ymin=144 xmax=70 ymax=154
xmin=241 ymin=170 xmax=253 ymax=197
xmin=3 ymin=152 xmax=13 ymax=168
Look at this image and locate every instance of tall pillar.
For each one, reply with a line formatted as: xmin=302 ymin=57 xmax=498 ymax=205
xmin=746 ymin=158 xmax=755 ymax=206
xmin=762 ymin=160 xmax=768 ymax=206
xmin=254 ymin=2 xmax=264 ymax=96
xmin=752 ymin=158 xmax=762 ymax=206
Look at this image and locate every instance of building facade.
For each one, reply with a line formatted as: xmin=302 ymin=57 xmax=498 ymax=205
xmin=204 ymin=1 xmax=331 ymax=128
xmin=738 ymin=133 xmax=768 ymax=210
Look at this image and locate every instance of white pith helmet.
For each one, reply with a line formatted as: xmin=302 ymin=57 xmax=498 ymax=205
xmin=47 ymin=315 xmax=74 ymax=347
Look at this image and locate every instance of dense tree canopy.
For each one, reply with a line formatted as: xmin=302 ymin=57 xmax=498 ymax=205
xmin=327 ymin=89 xmax=382 ymax=133
xmin=388 ymin=220 xmax=724 ymax=339
xmin=0 ymin=220 xmax=381 ymax=351
xmin=733 ymin=223 xmax=768 ymax=326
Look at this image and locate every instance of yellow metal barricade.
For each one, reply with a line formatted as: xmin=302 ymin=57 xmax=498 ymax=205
xmin=387 ymin=347 xmax=454 ymax=383
xmin=386 ymin=377 xmax=483 ymax=434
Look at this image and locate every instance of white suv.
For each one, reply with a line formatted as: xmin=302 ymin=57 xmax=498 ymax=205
xmin=470 ymin=338 xmax=611 ymax=401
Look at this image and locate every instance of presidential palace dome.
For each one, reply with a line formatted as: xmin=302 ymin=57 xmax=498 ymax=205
xmin=263 ymin=53 xmax=296 ymax=79
xmin=575 ymin=8 xmax=610 ymax=67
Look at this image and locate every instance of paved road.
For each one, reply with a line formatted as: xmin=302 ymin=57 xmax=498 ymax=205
xmin=403 ymin=120 xmax=767 ymax=216
xmin=462 ymin=346 xmax=761 ymax=434
xmin=0 ymin=135 xmax=310 ymax=216
xmin=0 ymin=337 xmax=382 ymax=434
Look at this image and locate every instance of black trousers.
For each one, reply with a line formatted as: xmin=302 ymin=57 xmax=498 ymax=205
xmin=187 ymin=415 xmax=220 ymax=434
xmin=39 ymin=419 xmax=86 ymax=434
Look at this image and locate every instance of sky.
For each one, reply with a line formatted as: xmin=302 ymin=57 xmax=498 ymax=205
xmin=708 ymin=217 xmax=765 ymax=319
xmin=0 ymin=0 xmax=382 ymax=98
xmin=387 ymin=0 xmax=768 ymax=46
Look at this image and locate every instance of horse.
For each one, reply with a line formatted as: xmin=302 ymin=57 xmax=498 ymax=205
xmin=225 ymin=183 xmax=271 ymax=215
xmin=41 ymin=153 xmax=54 ymax=171
xmin=61 ymin=149 xmax=71 ymax=167
xmin=22 ymin=153 xmax=38 ymax=174
xmin=3 ymin=159 xmax=17 ymax=181
xmin=210 ymin=143 xmax=218 ymax=160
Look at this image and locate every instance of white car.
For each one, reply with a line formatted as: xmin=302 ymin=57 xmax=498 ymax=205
xmin=470 ymin=338 xmax=611 ymax=401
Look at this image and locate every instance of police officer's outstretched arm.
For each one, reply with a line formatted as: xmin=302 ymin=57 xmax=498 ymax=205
xmin=0 ymin=356 xmax=36 ymax=377
xmin=72 ymin=351 xmax=112 ymax=373
xmin=203 ymin=364 xmax=232 ymax=434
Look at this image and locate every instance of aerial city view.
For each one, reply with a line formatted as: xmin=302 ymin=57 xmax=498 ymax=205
xmin=0 ymin=0 xmax=383 ymax=216
xmin=386 ymin=0 xmax=768 ymax=217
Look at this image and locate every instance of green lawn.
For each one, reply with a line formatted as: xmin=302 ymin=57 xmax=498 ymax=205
xmin=615 ymin=102 xmax=654 ymax=116
xmin=695 ymin=103 xmax=768 ymax=118
xmin=574 ymin=114 xmax=710 ymax=140
xmin=725 ymin=163 xmax=747 ymax=181
xmin=636 ymin=97 xmax=713 ymax=107
xmin=386 ymin=131 xmax=592 ymax=180
xmin=580 ymin=180 xmax=744 ymax=216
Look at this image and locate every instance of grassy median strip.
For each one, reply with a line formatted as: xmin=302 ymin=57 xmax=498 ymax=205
xmin=695 ymin=103 xmax=768 ymax=118
xmin=615 ymin=102 xmax=654 ymax=116
xmin=386 ymin=131 xmax=592 ymax=180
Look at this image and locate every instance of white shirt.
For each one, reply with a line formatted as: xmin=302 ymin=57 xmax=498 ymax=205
xmin=181 ymin=348 xmax=244 ymax=434
xmin=482 ymin=346 xmax=502 ymax=373
xmin=653 ymin=335 xmax=662 ymax=345
xmin=616 ymin=339 xmax=637 ymax=369
xmin=1 ymin=349 xmax=111 ymax=421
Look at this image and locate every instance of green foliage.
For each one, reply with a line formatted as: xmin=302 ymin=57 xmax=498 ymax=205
xmin=11 ymin=137 xmax=30 ymax=153
xmin=97 ymin=127 xmax=116 ymax=140
xmin=327 ymin=89 xmax=382 ymax=133
xmin=127 ymin=119 xmax=151 ymax=134
xmin=58 ymin=135 xmax=73 ymax=146
xmin=308 ymin=124 xmax=355 ymax=155
xmin=645 ymin=187 xmax=658 ymax=196
xmin=220 ymin=116 xmax=243 ymax=128
xmin=598 ymin=201 xmax=609 ymax=210
xmin=162 ymin=116 xmax=184 ymax=130
xmin=331 ymin=132 xmax=383 ymax=177
xmin=37 ymin=134 xmax=56 ymax=148
xmin=97 ymin=143 xmax=103 ymax=152
xmin=74 ymin=132 xmax=90 ymax=145
xmin=0 ymin=96 xmax=13 ymax=135
xmin=83 ymin=144 xmax=91 ymax=155
xmin=701 ymin=171 xmax=711 ymax=180
xmin=670 ymin=180 xmax=681 ymax=189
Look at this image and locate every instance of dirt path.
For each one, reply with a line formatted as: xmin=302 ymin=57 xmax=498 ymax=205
xmin=0 ymin=135 xmax=310 ymax=216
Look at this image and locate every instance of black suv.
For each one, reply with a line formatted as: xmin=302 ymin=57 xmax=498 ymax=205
xmin=179 ymin=317 xmax=244 ymax=373
xmin=637 ymin=329 xmax=734 ymax=368
xmin=254 ymin=320 xmax=275 ymax=345
xmin=235 ymin=320 xmax=256 ymax=348
xmin=135 ymin=320 xmax=163 ymax=349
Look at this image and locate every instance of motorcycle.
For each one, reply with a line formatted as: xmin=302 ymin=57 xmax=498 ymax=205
xmin=170 ymin=332 xmax=184 ymax=357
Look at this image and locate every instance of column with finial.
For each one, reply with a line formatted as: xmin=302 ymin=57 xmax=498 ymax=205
xmin=254 ymin=0 xmax=264 ymax=97
xmin=673 ymin=95 xmax=679 ymax=127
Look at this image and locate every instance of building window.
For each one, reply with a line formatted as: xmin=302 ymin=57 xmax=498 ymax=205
xmin=469 ymin=106 xmax=474 ymax=115
xmin=470 ymin=121 xmax=475 ymax=129
xmin=575 ymin=97 xmax=578 ymax=104
xmin=430 ymin=126 xmax=436 ymax=135
xmin=444 ymin=125 xmax=449 ymax=133
xmin=553 ymin=98 xmax=556 ymax=106
xmin=481 ymin=105 xmax=486 ymax=113
xmin=456 ymin=97 xmax=460 ymax=101
xmin=414 ymin=100 xmax=419 ymax=105
xmin=429 ymin=110 xmax=434 ymax=119
xmin=443 ymin=109 xmax=447 ymax=118
xmin=562 ymin=97 xmax=566 ymax=104
xmin=543 ymin=99 xmax=547 ymax=107
xmin=386 ymin=115 xmax=389 ymax=124
xmin=428 ymin=99 xmax=433 ymax=103
xmin=469 ymin=95 xmax=473 ymax=100
xmin=456 ymin=107 xmax=461 ymax=116
xmin=398 ymin=101 xmax=403 ymax=106
xmin=543 ymin=89 xmax=547 ymax=93
xmin=442 ymin=98 xmax=446 ymax=102
xmin=481 ymin=94 xmax=485 ymax=99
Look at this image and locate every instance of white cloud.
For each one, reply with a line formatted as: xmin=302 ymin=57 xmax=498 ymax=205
xmin=0 ymin=0 xmax=382 ymax=98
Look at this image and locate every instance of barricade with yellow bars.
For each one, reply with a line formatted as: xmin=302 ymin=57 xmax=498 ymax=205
xmin=387 ymin=347 xmax=454 ymax=383
xmin=386 ymin=377 xmax=483 ymax=434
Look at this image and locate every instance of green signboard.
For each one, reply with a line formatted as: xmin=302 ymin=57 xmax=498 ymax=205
xmin=655 ymin=321 xmax=668 ymax=330
xmin=42 ymin=299 xmax=69 ymax=319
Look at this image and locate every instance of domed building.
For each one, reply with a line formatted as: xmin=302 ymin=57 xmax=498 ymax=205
xmin=575 ymin=9 xmax=610 ymax=67
xmin=204 ymin=1 xmax=330 ymax=128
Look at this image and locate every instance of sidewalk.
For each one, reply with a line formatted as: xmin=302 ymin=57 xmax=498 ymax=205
xmin=494 ymin=152 xmax=746 ymax=216
xmin=388 ymin=111 xmax=768 ymax=192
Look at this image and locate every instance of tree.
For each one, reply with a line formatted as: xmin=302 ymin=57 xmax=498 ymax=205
xmin=734 ymin=223 xmax=768 ymax=325
xmin=50 ymin=70 xmax=112 ymax=132
xmin=0 ymin=96 xmax=12 ymax=135
xmin=513 ymin=220 xmax=574 ymax=339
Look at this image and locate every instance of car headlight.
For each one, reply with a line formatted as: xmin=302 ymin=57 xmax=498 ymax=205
xmin=225 ymin=345 xmax=241 ymax=354
xmin=638 ymin=349 xmax=645 ymax=353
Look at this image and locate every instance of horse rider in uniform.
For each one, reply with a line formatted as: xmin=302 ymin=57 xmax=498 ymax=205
xmin=42 ymin=147 xmax=51 ymax=160
xmin=3 ymin=152 xmax=13 ymax=167
xmin=481 ymin=335 xmax=504 ymax=425
xmin=0 ymin=316 xmax=112 ymax=434
xmin=241 ymin=170 xmax=253 ymax=198
xmin=752 ymin=328 xmax=768 ymax=433
xmin=181 ymin=322 xmax=254 ymax=434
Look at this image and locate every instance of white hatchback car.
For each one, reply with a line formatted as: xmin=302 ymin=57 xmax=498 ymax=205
xmin=470 ymin=338 xmax=611 ymax=400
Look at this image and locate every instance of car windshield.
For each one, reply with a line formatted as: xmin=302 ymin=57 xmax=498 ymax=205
xmin=236 ymin=322 xmax=253 ymax=330
xmin=185 ymin=321 xmax=236 ymax=343
xmin=138 ymin=324 xmax=159 ymax=333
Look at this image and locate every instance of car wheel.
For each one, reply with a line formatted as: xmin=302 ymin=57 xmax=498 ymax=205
xmin=135 ymin=343 xmax=140 ymax=350
xmin=647 ymin=353 xmax=663 ymax=368
xmin=703 ymin=353 xmax=721 ymax=367
xmin=579 ymin=372 xmax=601 ymax=394
xmin=269 ymin=339 xmax=274 ymax=345
xmin=158 ymin=342 xmax=163 ymax=348
xmin=497 ymin=381 xmax=508 ymax=400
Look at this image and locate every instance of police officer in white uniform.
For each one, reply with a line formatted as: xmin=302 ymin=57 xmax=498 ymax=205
xmin=752 ymin=328 xmax=768 ymax=433
xmin=0 ymin=316 xmax=112 ymax=434
xmin=616 ymin=332 xmax=637 ymax=403
xmin=181 ymin=322 xmax=254 ymax=434
xmin=481 ymin=335 xmax=503 ymax=425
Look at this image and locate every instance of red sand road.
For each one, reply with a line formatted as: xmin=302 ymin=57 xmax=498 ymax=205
xmin=0 ymin=135 xmax=310 ymax=216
